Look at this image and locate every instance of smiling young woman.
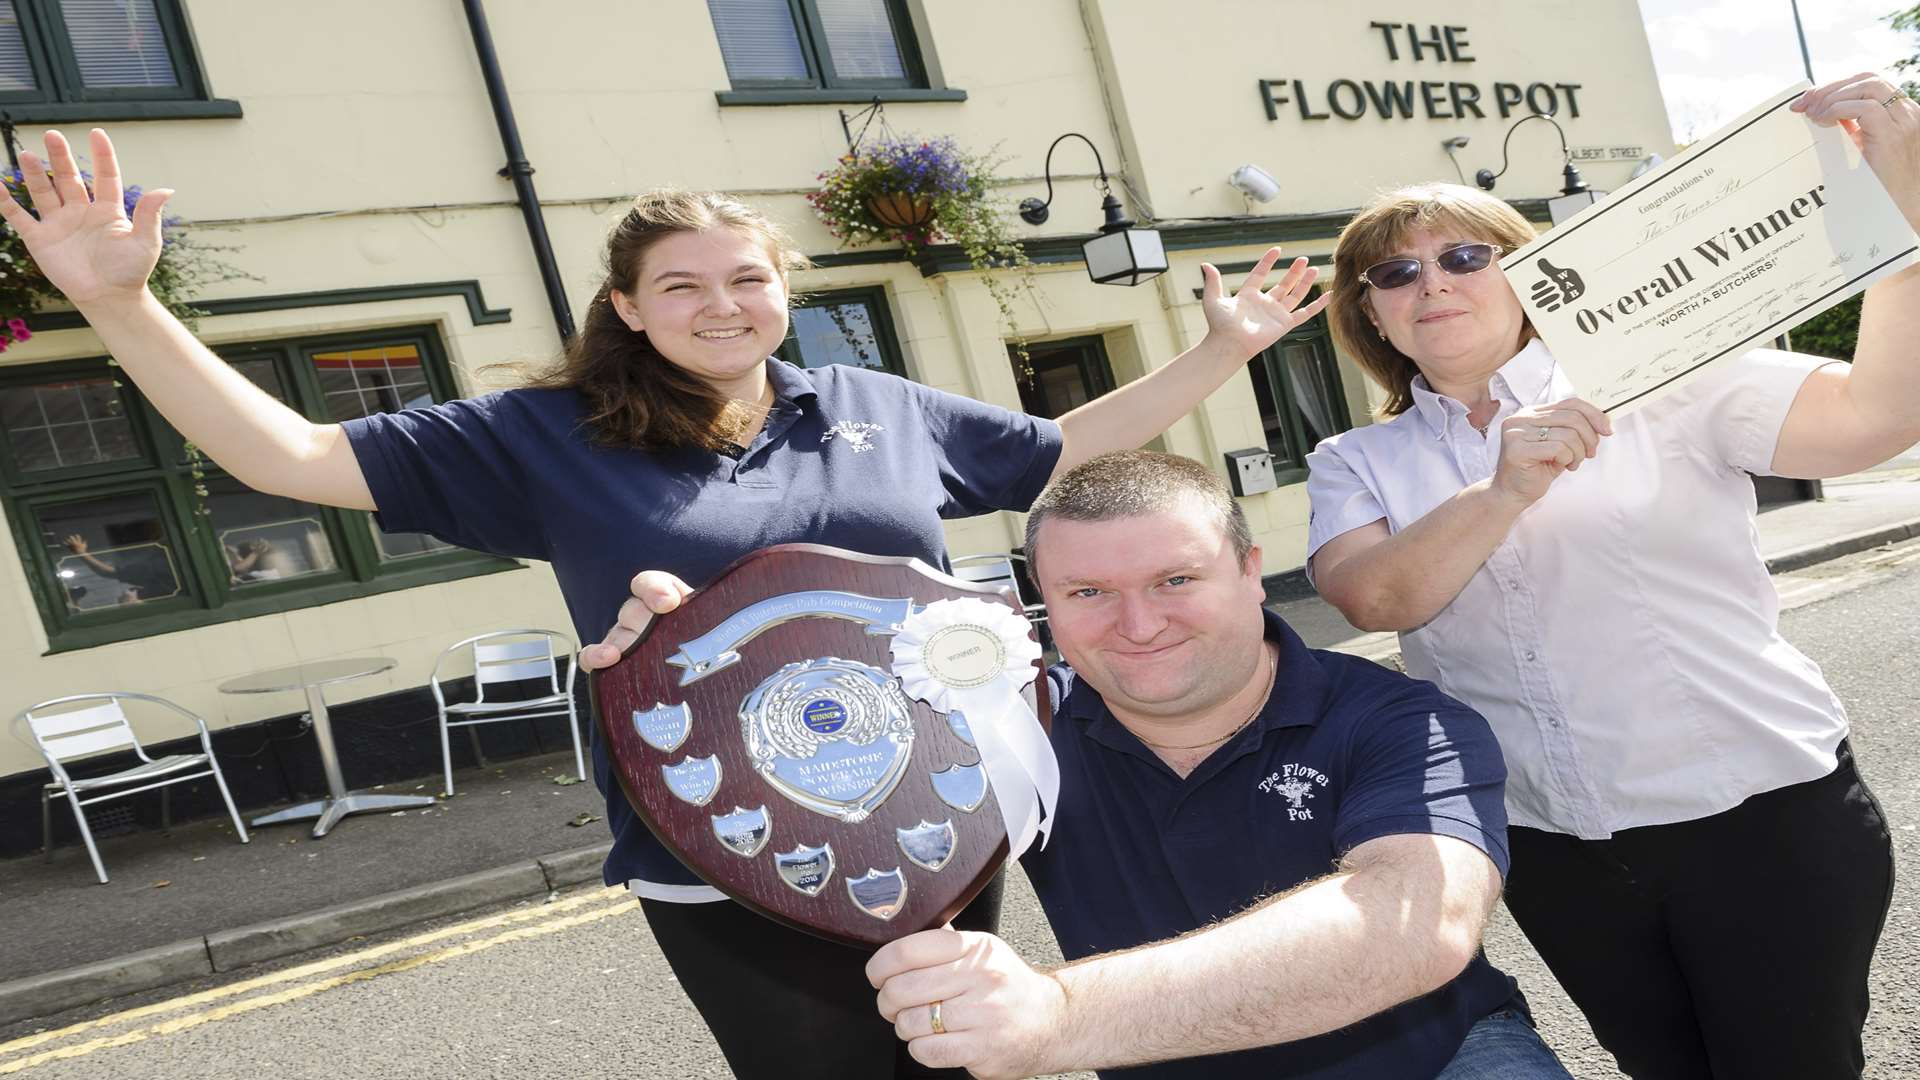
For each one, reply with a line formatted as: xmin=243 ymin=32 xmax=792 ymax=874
xmin=0 ymin=126 xmax=1336 ymax=1080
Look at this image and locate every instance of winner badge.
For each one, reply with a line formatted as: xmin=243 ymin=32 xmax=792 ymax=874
xmin=594 ymin=545 xmax=1056 ymax=946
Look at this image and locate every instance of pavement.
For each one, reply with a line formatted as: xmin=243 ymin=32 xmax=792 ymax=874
xmin=6 ymin=462 xmax=1920 ymax=1027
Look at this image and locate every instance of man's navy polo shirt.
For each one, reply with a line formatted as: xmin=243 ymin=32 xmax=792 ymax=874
xmin=343 ymin=358 xmax=1061 ymax=889
xmin=1021 ymin=612 xmax=1519 ymax=1079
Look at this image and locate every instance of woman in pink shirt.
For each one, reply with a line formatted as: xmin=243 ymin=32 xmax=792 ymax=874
xmin=1305 ymin=75 xmax=1914 ymax=1080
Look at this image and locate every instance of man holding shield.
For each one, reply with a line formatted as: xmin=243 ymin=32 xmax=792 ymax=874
xmin=867 ymin=451 xmax=1570 ymax=1080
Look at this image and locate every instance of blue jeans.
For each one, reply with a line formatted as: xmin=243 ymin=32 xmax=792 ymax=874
xmin=1435 ymin=1007 xmax=1574 ymax=1080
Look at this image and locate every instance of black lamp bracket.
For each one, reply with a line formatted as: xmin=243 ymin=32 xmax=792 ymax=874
xmin=1018 ymin=132 xmax=1126 ymax=229
xmin=1475 ymin=111 xmax=1585 ymax=194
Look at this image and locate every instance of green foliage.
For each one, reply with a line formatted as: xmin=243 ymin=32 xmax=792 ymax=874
xmin=809 ymin=133 xmax=1038 ymax=372
xmin=1788 ymin=294 xmax=1861 ymax=360
xmin=0 ymin=168 xmax=242 ymax=351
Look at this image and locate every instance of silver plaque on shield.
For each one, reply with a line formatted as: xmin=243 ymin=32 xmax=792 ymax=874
xmin=740 ymin=657 xmax=915 ymax=824
xmin=775 ymin=842 xmax=835 ymax=896
xmin=711 ymin=805 xmax=771 ymax=858
xmin=632 ymin=702 xmax=692 ymax=754
xmin=947 ymin=709 xmax=976 ymax=748
xmin=661 ymin=754 xmax=722 ymax=806
xmin=896 ymin=819 xmax=956 ymax=872
xmin=847 ymin=867 xmax=909 ymax=920
xmin=931 ymin=763 xmax=988 ymax=813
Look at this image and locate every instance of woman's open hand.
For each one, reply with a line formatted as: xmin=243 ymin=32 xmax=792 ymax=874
xmin=1198 ymin=247 xmax=1332 ymax=361
xmin=0 ymin=129 xmax=171 ymax=308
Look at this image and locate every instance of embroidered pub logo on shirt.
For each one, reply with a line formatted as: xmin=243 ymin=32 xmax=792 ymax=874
xmin=1259 ymin=763 xmax=1330 ymax=821
xmin=821 ymin=420 xmax=885 ymax=453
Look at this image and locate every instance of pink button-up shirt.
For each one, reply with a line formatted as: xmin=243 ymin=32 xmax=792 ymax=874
xmin=1306 ymin=340 xmax=1847 ymax=839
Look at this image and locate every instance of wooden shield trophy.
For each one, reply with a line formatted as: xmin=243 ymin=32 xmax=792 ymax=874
xmin=594 ymin=544 xmax=1053 ymax=948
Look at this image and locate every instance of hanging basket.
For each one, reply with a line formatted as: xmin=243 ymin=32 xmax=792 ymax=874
xmin=865 ymin=191 xmax=937 ymax=230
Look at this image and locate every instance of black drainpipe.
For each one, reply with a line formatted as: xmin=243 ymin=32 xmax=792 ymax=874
xmin=462 ymin=0 xmax=575 ymax=342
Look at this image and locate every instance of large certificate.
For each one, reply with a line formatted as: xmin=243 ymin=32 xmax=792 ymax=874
xmin=1503 ymin=83 xmax=1920 ymax=414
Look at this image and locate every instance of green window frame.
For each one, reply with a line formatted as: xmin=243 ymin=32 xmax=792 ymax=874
xmin=1245 ymin=288 xmax=1351 ymax=483
xmin=0 ymin=0 xmax=241 ymax=122
xmin=776 ymin=286 xmax=909 ymax=377
xmin=1 ymin=326 xmax=515 ymax=653
xmin=709 ymin=0 xmax=966 ymax=106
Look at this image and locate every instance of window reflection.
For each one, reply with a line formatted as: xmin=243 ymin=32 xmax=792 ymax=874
xmin=38 ymin=493 xmax=182 ymax=610
xmin=204 ymin=476 xmax=338 ymax=586
xmin=789 ymin=301 xmax=886 ymax=370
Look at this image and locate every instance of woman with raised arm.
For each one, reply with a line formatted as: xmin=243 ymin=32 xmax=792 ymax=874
xmin=0 ymin=127 xmax=1328 ymax=1080
xmin=1304 ymin=75 xmax=1915 ymax=1079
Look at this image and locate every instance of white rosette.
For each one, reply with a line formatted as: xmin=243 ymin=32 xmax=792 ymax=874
xmin=890 ymin=597 xmax=1058 ymax=858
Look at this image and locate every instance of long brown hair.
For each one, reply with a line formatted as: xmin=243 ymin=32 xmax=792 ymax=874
xmin=1329 ymin=184 xmax=1540 ymax=418
xmin=533 ymin=189 xmax=810 ymax=451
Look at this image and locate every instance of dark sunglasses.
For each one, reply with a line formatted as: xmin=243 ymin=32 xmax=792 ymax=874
xmin=1358 ymin=243 xmax=1503 ymax=290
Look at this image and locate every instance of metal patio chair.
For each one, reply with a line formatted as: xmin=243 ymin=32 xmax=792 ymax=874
xmin=430 ymin=629 xmax=583 ymax=796
xmin=14 ymin=692 xmax=251 ymax=885
xmin=950 ymin=552 xmax=1050 ymax=642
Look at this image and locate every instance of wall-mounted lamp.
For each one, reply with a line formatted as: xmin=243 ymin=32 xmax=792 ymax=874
xmin=1441 ymin=135 xmax=1471 ymax=184
xmin=1019 ymin=133 xmax=1168 ymax=287
xmin=1474 ymin=112 xmax=1604 ymax=225
xmin=1228 ymin=163 xmax=1280 ymax=203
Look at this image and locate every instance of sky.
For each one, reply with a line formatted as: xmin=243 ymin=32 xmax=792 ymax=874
xmin=1641 ymin=0 xmax=1913 ymax=143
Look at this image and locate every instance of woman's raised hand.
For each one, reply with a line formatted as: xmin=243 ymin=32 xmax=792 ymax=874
xmin=1198 ymin=247 xmax=1332 ymax=360
xmin=0 ymin=129 xmax=171 ymax=308
xmin=1793 ymin=74 xmax=1920 ymax=231
xmin=1491 ymin=397 xmax=1612 ymax=507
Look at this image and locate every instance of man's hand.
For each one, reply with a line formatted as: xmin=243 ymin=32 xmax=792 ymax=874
xmin=868 ymin=929 xmax=1069 ymax=1079
xmin=577 ymin=570 xmax=694 ymax=672
xmin=61 ymin=534 xmax=88 ymax=554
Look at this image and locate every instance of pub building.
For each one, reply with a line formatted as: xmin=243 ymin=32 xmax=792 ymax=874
xmin=0 ymin=1 xmax=1691 ymax=844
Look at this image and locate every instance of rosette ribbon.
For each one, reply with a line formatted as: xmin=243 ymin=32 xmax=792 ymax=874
xmin=889 ymin=598 xmax=1058 ymax=858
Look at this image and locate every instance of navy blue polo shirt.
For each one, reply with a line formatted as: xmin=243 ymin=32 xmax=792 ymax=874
xmin=342 ymin=358 xmax=1062 ymax=888
xmin=1021 ymin=612 xmax=1519 ymax=1080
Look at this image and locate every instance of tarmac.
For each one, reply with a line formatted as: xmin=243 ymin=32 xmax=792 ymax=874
xmin=6 ymin=461 xmax=1920 ymax=1027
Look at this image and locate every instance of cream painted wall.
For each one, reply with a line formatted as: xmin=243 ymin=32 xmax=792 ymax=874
xmin=0 ymin=1 xmax=1673 ymax=776
xmin=1085 ymin=0 xmax=1673 ymax=218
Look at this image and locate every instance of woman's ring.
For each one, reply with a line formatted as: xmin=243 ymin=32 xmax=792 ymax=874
xmin=1535 ymin=426 xmax=1552 ymax=442
xmin=929 ymin=999 xmax=946 ymax=1035
xmin=1885 ymin=92 xmax=1905 ymax=110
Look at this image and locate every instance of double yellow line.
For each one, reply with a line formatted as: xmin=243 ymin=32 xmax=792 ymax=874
xmin=0 ymin=887 xmax=638 ymax=1074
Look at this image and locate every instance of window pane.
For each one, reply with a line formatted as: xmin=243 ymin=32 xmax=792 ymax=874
xmin=205 ymin=476 xmax=339 ymax=587
xmin=1245 ymin=355 xmax=1299 ymax=467
xmin=231 ymin=357 xmax=290 ymax=402
xmin=308 ymin=343 xmax=432 ymax=422
xmin=0 ymin=378 xmax=140 ymax=473
xmin=706 ymin=0 xmax=809 ymax=82
xmin=0 ymin=1 xmax=38 ymax=91
xmin=37 ymin=491 xmax=183 ymax=610
xmin=1280 ymin=341 xmax=1344 ymax=446
xmin=371 ymin=520 xmax=455 ymax=562
xmin=788 ymin=300 xmax=888 ymax=371
xmin=58 ymin=0 xmax=179 ymax=89
xmin=814 ymin=0 xmax=906 ymax=80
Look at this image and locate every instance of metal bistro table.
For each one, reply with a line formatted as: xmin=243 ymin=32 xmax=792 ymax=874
xmin=219 ymin=657 xmax=436 ymax=837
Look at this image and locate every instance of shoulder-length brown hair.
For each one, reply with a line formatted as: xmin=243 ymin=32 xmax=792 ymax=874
xmin=531 ymin=189 xmax=810 ymax=452
xmin=1329 ymin=184 xmax=1540 ymax=419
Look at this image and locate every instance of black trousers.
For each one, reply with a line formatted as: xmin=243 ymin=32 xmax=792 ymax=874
xmin=1504 ymin=742 xmax=1894 ymax=1080
xmin=639 ymin=873 xmax=1005 ymax=1079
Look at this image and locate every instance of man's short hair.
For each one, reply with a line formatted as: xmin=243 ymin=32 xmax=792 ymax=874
xmin=1024 ymin=451 xmax=1255 ymax=574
